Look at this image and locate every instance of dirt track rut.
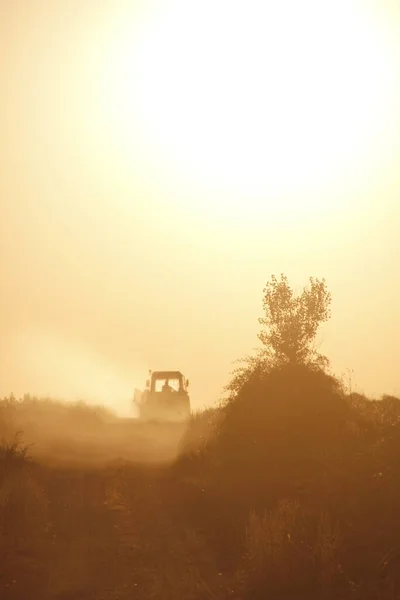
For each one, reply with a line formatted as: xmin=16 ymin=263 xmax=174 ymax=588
xmin=101 ymin=468 xmax=223 ymax=600
xmin=3 ymin=464 xmax=232 ymax=600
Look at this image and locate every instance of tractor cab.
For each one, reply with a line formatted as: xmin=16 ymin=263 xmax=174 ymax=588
xmin=146 ymin=371 xmax=189 ymax=395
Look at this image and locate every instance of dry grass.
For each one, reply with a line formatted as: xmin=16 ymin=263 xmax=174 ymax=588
xmin=237 ymin=501 xmax=344 ymax=599
xmin=1 ymin=371 xmax=400 ymax=599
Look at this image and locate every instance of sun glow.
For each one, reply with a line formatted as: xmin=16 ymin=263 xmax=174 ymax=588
xmin=100 ymin=0 xmax=397 ymax=212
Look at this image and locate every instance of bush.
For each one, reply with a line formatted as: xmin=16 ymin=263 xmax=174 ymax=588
xmin=215 ymin=364 xmax=352 ymax=485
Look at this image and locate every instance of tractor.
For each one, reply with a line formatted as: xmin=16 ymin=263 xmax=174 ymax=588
xmin=134 ymin=370 xmax=191 ymax=422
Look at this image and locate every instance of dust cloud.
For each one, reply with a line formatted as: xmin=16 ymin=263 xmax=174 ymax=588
xmin=2 ymin=396 xmax=190 ymax=469
xmin=1 ymin=326 xmax=144 ymax=417
xmin=0 ymin=329 xmax=199 ymax=469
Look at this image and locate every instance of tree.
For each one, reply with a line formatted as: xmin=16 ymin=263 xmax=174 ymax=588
xmin=258 ymin=274 xmax=331 ymax=366
xmin=225 ymin=274 xmax=332 ymax=397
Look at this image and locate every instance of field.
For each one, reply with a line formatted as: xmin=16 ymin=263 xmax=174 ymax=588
xmin=2 ymin=365 xmax=400 ymax=599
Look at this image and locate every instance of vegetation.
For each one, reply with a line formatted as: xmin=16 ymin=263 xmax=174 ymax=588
xmin=225 ymin=273 xmax=332 ymax=397
xmin=1 ymin=274 xmax=400 ymax=599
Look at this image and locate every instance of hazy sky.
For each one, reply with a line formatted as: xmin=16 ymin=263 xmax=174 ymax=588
xmin=1 ymin=0 xmax=400 ymax=414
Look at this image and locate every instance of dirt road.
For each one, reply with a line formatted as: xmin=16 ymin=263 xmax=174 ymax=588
xmin=24 ymin=419 xmax=190 ymax=468
xmin=3 ymin=466 xmax=232 ymax=600
xmin=1 ymin=419 xmax=233 ymax=600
